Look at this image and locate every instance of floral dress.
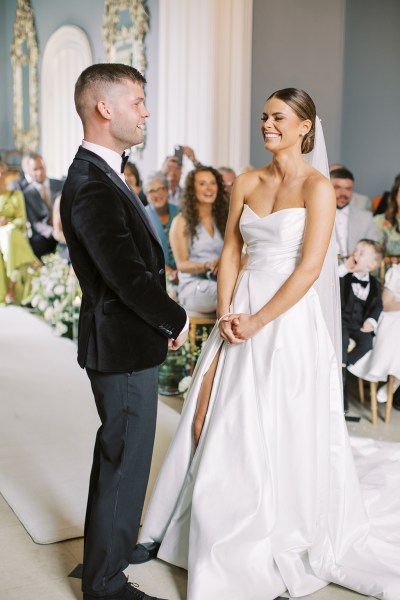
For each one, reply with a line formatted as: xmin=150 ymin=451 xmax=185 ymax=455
xmin=0 ymin=190 xmax=39 ymax=304
xmin=374 ymin=213 xmax=400 ymax=256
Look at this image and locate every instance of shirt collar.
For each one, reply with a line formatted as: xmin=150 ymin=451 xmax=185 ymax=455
xmin=336 ymin=204 xmax=349 ymax=216
xmin=82 ymin=140 xmax=127 ymax=181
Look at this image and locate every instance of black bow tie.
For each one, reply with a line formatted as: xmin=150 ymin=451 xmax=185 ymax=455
xmin=351 ymin=275 xmax=369 ymax=287
xmin=121 ymin=152 xmax=129 ymax=173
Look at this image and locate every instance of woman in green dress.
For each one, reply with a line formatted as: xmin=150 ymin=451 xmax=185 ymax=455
xmin=0 ymin=162 xmax=40 ymax=304
xmin=374 ymin=173 xmax=400 ymax=256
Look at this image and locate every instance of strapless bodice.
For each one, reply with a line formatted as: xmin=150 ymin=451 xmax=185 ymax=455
xmin=240 ymin=205 xmax=306 ymax=275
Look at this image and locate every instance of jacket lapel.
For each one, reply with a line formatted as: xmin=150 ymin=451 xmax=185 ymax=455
xmin=75 ymin=147 xmax=162 ymax=250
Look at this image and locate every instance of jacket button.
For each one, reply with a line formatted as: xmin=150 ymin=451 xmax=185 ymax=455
xmin=159 ymin=268 xmax=165 ymax=275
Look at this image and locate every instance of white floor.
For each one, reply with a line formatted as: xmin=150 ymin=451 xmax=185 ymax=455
xmin=0 ymin=304 xmax=398 ymax=600
xmin=1 ymin=383 xmax=398 ymax=599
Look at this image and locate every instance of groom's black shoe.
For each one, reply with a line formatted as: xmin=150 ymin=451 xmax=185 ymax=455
xmin=130 ymin=542 xmax=160 ymax=565
xmin=83 ymin=581 xmax=166 ymax=599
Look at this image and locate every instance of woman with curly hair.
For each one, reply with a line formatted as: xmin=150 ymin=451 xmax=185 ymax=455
xmin=374 ymin=173 xmax=400 ymax=255
xmin=170 ymin=165 xmax=228 ymax=313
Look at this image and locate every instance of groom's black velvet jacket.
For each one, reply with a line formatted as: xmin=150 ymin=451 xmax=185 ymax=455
xmin=60 ymin=147 xmax=186 ymax=372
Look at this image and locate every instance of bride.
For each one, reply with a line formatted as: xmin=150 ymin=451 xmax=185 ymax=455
xmin=140 ymin=89 xmax=400 ymax=600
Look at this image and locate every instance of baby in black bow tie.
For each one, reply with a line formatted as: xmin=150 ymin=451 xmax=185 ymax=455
xmin=339 ymin=239 xmax=384 ymax=412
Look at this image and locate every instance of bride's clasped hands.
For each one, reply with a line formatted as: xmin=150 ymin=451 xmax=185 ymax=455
xmin=219 ymin=312 xmax=264 ymax=342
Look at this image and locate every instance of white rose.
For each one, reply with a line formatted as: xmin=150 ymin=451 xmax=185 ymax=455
xmin=38 ymin=300 xmax=48 ymax=312
xmin=54 ymin=285 xmax=65 ymax=296
xmin=178 ymin=376 xmax=192 ymax=393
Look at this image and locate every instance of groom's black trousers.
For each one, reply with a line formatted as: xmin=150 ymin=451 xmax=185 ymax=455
xmin=82 ymin=367 xmax=158 ymax=596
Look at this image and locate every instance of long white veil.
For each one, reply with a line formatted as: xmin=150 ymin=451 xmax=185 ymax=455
xmin=303 ymin=117 xmax=342 ymax=378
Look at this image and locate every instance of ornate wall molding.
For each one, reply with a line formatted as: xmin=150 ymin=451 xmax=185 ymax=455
xmin=10 ymin=0 xmax=40 ymax=152
xmin=102 ymin=0 xmax=149 ymax=154
xmin=103 ymin=0 xmax=149 ymax=73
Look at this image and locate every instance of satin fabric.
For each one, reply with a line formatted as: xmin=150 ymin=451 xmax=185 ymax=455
xmin=141 ymin=207 xmax=400 ymax=600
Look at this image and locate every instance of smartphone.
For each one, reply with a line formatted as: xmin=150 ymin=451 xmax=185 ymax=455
xmin=174 ymin=145 xmax=183 ymax=166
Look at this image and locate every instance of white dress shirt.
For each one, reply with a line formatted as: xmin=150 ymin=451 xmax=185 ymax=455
xmin=82 ymin=140 xmax=126 ymax=183
xmin=335 ymin=205 xmax=350 ymax=257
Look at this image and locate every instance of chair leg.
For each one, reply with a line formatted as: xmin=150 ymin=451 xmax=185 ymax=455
xmin=370 ymin=381 xmax=378 ymax=425
xmin=358 ymin=378 xmax=365 ymax=404
xmin=189 ymin=322 xmax=196 ymax=353
xmin=385 ymin=375 xmax=395 ymax=423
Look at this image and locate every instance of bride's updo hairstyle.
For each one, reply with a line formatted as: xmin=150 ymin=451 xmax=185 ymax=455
xmin=267 ymin=88 xmax=316 ymax=154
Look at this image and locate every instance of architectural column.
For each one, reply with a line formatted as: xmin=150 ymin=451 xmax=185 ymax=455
xmin=157 ymin=0 xmax=253 ymax=173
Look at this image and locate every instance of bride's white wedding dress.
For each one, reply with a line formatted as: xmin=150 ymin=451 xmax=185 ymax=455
xmin=141 ymin=206 xmax=400 ymax=600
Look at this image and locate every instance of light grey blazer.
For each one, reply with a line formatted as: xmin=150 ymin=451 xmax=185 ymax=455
xmin=347 ymin=203 xmax=378 ymax=255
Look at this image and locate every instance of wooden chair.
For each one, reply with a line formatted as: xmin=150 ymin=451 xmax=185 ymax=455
xmin=187 ymin=310 xmax=216 ymax=353
xmin=358 ymin=375 xmax=396 ymax=425
xmin=379 ymin=256 xmax=400 ymax=285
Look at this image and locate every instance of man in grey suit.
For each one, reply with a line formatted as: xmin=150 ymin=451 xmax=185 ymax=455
xmin=21 ymin=153 xmax=64 ymax=258
xmin=331 ymin=167 xmax=377 ymax=257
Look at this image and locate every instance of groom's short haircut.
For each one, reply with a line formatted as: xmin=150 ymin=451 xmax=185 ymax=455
xmin=330 ymin=167 xmax=354 ymax=181
xmin=74 ymin=63 xmax=146 ymax=123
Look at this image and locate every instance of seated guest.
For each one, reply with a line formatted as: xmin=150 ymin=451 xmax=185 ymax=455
xmin=124 ymin=162 xmax=148 ymax=206
xmin=329 ymin=163 xmax=371 ymax=211
xmin=22 ymin=153 xmax=64 ymax=258
xmin=7 ymin=154 xmax=31 ymax=192
xmin=331 ymin=167 xmax=377 ymax=258
xmin=348 ymin=263 xmax=400 ymax=409
xmin=339 ymin=239 xmax=383 ymax=412
xmin=170 ymin=166 xmax=228 ymax=313
xmin=144 ymin=172 xmax=179 ymax=283
xmin=218 ymin=166 xmax=236 ymax=197
xmin=52 ymin=194 xmax=70 ymax=262
xmin=0 ymin=162 xmax=40 ymax=304
xmin=374 ymin=173 xmax=400 ymax=256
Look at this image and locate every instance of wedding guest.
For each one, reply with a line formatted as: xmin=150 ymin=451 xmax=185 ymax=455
xmin=124 ymin=161 xmax=148 ymax=206
xmin=21 ymin=153 xmax=64 ymax=258
xmin=145 ymin=172 xmax=179 ymax=284
xmin=218 ymin=166 xmax=236 ymax=196
xmin=339 ymin=239 xmax=383 ymax=412
xmin=329 ymin=163 xmax=371 ymax=211
xmin=348 ymin=263 xmax=400 ymax=409
xmin=52 ymin=194 xmax=70 ymax=262
xmin=331 ymin=167 xmax=377 ymax=257
xmin=162 ymin=146 xmax=201 ymax=208
xmin=0 ymin=162 xmax=40 ymax=304
xmin=7 ymin=154 xmax=31 ymax=192
xmin=170 ymin=166 xmax=228 ymax=313
xmin=374 ymin=173 xmax=400 ymax=256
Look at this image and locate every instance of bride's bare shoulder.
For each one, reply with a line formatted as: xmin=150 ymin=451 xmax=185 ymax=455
xmin=234 ymin=166 xmax=271 ymax=192
xmin=303 ymin=167 xmax=335 ymax=207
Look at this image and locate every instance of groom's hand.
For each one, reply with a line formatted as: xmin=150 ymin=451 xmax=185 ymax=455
xmin=169 ymin=328 xmax=188 ymax=350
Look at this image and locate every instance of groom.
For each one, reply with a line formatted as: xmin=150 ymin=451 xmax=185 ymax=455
xmin=60 ymin=64 xmax=187 ymax=600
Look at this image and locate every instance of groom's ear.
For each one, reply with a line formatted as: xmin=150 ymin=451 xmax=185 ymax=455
xmin=96 ymin=100 xmax=112 ymax=121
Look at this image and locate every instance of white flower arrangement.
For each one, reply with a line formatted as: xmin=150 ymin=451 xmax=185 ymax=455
xmin=30 ymin=254 xmax=81 ymax=338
